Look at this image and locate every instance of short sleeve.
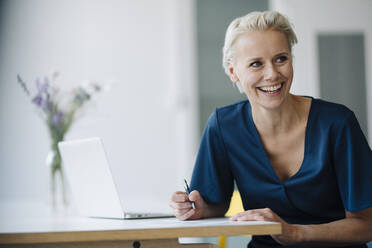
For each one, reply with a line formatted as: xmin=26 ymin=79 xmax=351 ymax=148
xmin=333 ymin=111 xmax=372 ymax=212
xmin=190 ymin=110 xmax=234 ymax=205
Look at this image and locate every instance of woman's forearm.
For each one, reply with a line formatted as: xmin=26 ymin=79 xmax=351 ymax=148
xmin=295 ymin=217 xmax=372 ymax=246
xmin=231 ymin=207 xmax=372 ymax=246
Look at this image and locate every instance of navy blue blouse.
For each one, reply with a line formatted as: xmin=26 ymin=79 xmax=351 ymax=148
xmin=190 ymin=98 xmax=372 ymax=248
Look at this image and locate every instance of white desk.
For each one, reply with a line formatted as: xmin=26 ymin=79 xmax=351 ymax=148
xmin=0 ymin=216 xmax=281 ymax=248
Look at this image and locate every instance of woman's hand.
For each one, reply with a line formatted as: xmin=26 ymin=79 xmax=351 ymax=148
xmin=231 ymin=208 xmax=300 ymax=245
xmin=169 ymin=190 xmax=207 ymax=220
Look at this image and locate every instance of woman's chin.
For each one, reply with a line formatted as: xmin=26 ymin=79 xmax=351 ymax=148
xmin=254 ymin=92 xmax=290 ymax=111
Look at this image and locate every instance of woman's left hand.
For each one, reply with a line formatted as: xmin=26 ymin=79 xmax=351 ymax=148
xmin=230 ymin=208 xmax=300 ymax=245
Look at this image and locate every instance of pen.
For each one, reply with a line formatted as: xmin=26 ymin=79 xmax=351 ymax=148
xmin=184 ymin=179 xmax=196 ymax=209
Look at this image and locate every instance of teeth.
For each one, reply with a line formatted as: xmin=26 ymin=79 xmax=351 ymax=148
xmin=260 ymin=83 xmax=282 ymax=92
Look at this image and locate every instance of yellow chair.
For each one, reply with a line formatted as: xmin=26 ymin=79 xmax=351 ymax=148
xmin=218 ymin=190 xmax=247 ymax=248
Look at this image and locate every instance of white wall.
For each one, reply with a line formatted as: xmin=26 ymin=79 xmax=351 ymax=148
xmin=270 ymin=0 xmax=372 ymax=143
xmin=0 ymin=0 xmax=198 ymax=213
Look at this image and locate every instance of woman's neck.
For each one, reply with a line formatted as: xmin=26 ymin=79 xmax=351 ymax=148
xmin=251 ymin=94 xmax=307 ymax=137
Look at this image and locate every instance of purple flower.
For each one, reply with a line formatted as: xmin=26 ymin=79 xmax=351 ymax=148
xmin=41 ymin=99 xmax=53 ymax=112
xmin=32 ymin=95 xmax=43 ymax=106
xmin=35 ymin=77 xmax=49 ymax=94
xmin=32 ymin=94 xmax=53 ymax=113
xmin=17 ymin=73 xmax=104 ymax=137
xmin=52 ymin=111 xmax=64 ymax=126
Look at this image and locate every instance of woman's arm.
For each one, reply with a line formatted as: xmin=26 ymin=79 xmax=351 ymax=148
xmin=169 ymin=190 xmax=229 ymax=220
xmin=231 ymin=206 xmax=372 ymax=246
xmin=297 ymin=207 xmax=372 ymax=246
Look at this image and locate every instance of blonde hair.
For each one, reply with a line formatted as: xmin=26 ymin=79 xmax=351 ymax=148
xmin=222 ymin=11 xmax=298 ymax=77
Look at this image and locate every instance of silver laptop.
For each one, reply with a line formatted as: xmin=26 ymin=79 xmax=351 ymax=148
xmin=58 ymin=137 xmax=174 ymax=219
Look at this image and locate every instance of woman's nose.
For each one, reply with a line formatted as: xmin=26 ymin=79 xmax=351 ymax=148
xmin=263 ymin=64 xmax=280 ymax=82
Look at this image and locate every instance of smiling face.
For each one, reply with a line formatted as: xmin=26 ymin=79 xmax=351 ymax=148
xmin=228 ymin=30 xmax=293 ymax=111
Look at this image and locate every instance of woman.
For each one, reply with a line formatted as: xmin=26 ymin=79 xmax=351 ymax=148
xmin=169 ymin=11 xmax=372 ymax=247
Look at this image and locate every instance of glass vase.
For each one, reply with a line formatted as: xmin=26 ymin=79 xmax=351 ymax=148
xmin=46 ymin=148 xmax=69 ymax=215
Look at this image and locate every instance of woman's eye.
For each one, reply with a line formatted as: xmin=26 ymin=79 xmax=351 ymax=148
xmin=250 ymin=61 xmax=262 ymax=67
xmin=276 ymin=56 xmax=288 ymax=63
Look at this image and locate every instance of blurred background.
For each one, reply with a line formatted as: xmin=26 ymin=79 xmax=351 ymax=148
xmin=0 ymin=0 xmax=371 ymax=247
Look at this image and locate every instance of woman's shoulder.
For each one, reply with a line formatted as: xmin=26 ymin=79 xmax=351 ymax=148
xmin=311 ymin=97 xmax=354 ymax=120
xmin=206 ymin=99 xmax=250 ymax=128
xmin=215 ymin=99 xmax=250 ymax=116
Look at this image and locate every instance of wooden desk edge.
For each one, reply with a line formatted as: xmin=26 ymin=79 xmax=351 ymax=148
xmin=0 ymin=224 xmax=281 ymax=244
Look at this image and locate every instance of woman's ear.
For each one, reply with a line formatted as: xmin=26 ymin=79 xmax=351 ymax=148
xmin=227 ymin=62 xmax=245 ymax=94
xmin=227 ymin=62 xmax=239 ymax=83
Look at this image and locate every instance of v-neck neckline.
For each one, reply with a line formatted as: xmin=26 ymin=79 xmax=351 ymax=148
xmin=247 ymin=97 xmax=315 ymax=184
